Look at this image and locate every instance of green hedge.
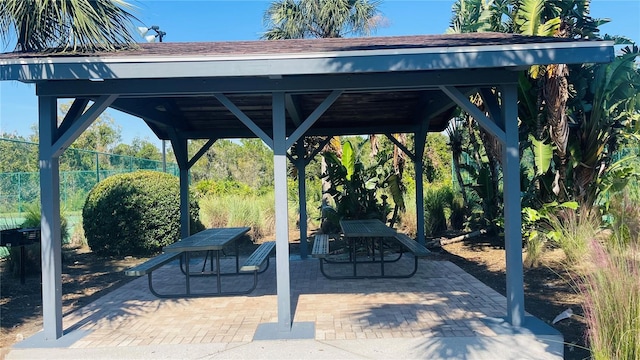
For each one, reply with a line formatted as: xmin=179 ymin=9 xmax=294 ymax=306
xmin=82 ymin=171 xmax=203 ymax=256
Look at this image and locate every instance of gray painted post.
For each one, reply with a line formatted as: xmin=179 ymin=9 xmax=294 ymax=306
xmin=39 ymin=96 xmax=63 ymax=340
xmin=171 ymin=138 xmax=190 ymax=239
xmin=414 ymin=129 xmax=426 ymax=245
xmin=273 ymin=92 xmax=292 ymax=331
xmin=179 ymin=167 xmax=190 ymax=239
xmin=296 ymin=142 xmax=308 ymax=259
xmin=501 ymin=84 xmax=525 ymax=326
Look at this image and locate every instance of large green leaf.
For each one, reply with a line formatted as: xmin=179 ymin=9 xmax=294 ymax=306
xmin=341 ymin=141 xmax=355 ymax=181
xmin=386 ymin=174 xmax=405 ymax=210
xmin=529 ymin=134 xmax=553 ymax=175
xmin=515 ymin=0 xmax=560 ymax=36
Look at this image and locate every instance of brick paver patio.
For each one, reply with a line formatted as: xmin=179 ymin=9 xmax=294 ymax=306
xmin=54 ymin=252 xmax=511 ymax=349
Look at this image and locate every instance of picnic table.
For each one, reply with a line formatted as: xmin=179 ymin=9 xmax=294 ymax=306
xmin=312 ymin=219 xmax=431 ymax=279
xmin=126 ymin=227 xmax=275 ymax=298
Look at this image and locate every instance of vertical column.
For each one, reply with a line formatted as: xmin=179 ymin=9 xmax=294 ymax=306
xmin=273 ymin=92 xmax=292 ymax=331
xmin=414 ymin=127 xmax=427 ymax=245
xmin=501 ymin=84 xmax=525 ymax=326
xmin=174 ymin=138 xmax=190 ymax=239
xmin=179 ymin=167 xmax=190 ymax=239
xmin=39 ymin=96 xmax=63 ymax=340
xmin=296 ymin=142 xmax=308 ymax=259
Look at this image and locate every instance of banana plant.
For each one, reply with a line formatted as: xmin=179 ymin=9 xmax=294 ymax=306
xmin=321 ymin=140 xmax=405 ymax=228
xmin=529 ymin=134 xmax=553 ymax=176
xmin=569 ymin=44 xmax=640 ymax=206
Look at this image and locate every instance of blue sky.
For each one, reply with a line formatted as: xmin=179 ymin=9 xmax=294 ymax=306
xmin=1 ymin=0 xmax=639 ymax=147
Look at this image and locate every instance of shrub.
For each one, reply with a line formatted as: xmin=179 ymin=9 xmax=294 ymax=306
xmin=193 ymin=179 xmax=254 ymax=198
xmin=423 ymin=184 xmax=453 ymax=236
xmin=83 ymin=171 xmax=203 ymax=256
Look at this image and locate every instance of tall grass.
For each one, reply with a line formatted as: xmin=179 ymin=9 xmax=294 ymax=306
xmin=523 ymin=232 xmax=545 ymax=268
xmin=551 ymin=201 xmax=640 ymax=358
xmin=398 ymin=192 xmax=417 ymax=237
xmin=578 ymin=236 xmax=640 ymax=360
xmin=547 ymin=207 xmax=602 ymax=264
xmin=199 ymin=192 xmax=303 ymax=241
xmin=608 ymin=188 xmax=640 ymax=246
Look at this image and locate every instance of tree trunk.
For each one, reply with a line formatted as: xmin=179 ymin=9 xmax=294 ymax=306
xmin=544 ymin=63 xmax=570 ymax=201
xmin=451 ymin=153 xmax=469 ymax=209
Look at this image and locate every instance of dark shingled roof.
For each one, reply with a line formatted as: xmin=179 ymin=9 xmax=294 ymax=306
xmin=0 ymin=32 xmax=581 ymax=59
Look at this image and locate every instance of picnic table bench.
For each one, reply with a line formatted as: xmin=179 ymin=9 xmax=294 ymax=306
xmin=311 ymin=234 xmax=329 ymax=258
xmin=124 ymin=252 xmax=182 ymax=277
xmin=125 ymin=228 xmax=275 ymax=298
xmin=394 ymin=233 xmax=431 ymax=258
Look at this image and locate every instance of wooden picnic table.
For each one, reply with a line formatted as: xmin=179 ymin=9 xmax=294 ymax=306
xmin=163 ymin=227 xmax=251 ymax=296
xmin=313 ymin=219 xmax=431 ymax=279
xmin=126 ymin=226 xmax=275 ymax=298
xmin=339 ymin=219 xmax=397 ymax=238
xmin=338 ymin=219 xmax=401 ymax=278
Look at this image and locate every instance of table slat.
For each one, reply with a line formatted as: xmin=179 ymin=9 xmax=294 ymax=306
xmin=163 ymin=227 xmax=250 ymax=252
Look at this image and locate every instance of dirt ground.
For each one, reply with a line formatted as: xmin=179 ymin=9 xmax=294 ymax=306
xmin=1 ymin=234 xmax=589 ymax=360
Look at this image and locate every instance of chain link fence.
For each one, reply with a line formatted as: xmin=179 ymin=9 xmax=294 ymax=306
xmin=0 ymin=138 xmax=179 ymax=215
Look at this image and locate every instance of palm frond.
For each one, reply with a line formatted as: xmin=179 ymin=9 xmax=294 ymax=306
xmin=262 ymin=0 xmax=382 ymax=39
xmin=262 ymin=0 xmax=307 ymax=39
xmin=1 ymin=0 xmax=139 ymax=52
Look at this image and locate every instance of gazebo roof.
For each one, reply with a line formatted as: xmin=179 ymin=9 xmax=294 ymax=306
xmin=0 ymin=33 xmax=613 ymax=140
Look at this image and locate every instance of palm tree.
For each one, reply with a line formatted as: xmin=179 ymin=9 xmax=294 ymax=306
xmin=262 ymin=0 xmax=385 ymax=213
xmin=445 ymin=118 xmax=469 ymax=210
xmin=0 ymin=0 xmax=138 ymax=52
xmin=262 ymin=0 xmax=382 ymax=40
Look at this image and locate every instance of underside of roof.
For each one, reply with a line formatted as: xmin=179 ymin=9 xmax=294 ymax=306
xmin=108 ymin=86 xmax=460 ymax=139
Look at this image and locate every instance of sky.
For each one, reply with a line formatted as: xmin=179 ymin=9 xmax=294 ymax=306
xmin=1 ymin=0 xmax=639 ymax=148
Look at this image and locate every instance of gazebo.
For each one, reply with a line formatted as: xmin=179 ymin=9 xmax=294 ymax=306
xmin=0 ymin=33 xmax=613 ymax=341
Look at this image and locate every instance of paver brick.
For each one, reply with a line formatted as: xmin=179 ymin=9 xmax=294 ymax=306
xmin=47 ymin=256 xmax=516 ymax=349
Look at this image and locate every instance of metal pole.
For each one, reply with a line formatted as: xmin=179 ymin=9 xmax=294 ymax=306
xmin=162 ymin=140 xmax=166 ymax=172
xmin=95 ymin=152 xmax=99 ymax=182
xmin=17 ymin=173 xmax=22 ymax=213
xmin=415 ymin=130 xmax=426 ymax=246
